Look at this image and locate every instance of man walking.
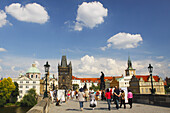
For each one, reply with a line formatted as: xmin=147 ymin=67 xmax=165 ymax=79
xmin=113 ymin=86 xmax=121 ymax=109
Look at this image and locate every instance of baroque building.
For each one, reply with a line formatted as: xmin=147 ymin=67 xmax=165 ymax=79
xmin=58 ymin=55 xmax=72 ymax=89
xmin=12 ymin=63 xmax=40 ymax=101
xmin=129 ymin=75 xmax=165 ymax=94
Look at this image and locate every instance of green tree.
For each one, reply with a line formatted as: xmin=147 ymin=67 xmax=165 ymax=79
xmin=10 ymin=82 xmax=19 ymax=103
xmin=73 ymin=84 xmax=79 ymax=90
xmin=90 ymin=83 xmax=100 ymax=91
xmin=20 ymin=88 xmax=37 ymax=107
xmin=0 ymin=77 xmax=16 ymax=106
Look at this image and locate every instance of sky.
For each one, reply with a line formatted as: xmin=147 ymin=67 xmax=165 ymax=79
xmin=0 ymin=0 xmax=170 ymax=79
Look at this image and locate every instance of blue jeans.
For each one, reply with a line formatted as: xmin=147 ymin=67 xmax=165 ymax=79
xmin=79 ymin=101 xmax=84 ymax=108
xmin=107 ymin=99 xmax=111 ymax=110
xmin=115 ymin=98 xmax=119 ymax=109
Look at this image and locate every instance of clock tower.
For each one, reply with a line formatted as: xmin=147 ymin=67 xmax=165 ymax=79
xmin=125 ymin=56 xmax=136 ymax=76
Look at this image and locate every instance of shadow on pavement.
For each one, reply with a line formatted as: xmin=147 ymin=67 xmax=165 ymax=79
xmin=66 ymin=109 xmax=80 ymax=111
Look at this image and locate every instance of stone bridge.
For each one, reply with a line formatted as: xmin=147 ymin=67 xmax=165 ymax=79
xmin=27 ymin=94 xmax=170 ymax=113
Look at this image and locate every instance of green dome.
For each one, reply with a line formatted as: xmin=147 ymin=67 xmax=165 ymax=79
xmin=26 ymin=63 xmax=41 ymax=74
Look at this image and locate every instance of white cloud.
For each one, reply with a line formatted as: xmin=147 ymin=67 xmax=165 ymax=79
xmin=156 ymin=56 xmax=164 ymax=59
xmin=5 ymin=3 xmax=49 ymax=24
xmin=74 ymin=1 xmax=108 ymax=31
xmin=0 ymin=10 xmax=8 ymax=27
xmin=0 ymin=55 xmax=169 ymax=79
xmin=0 ymin=48 xmax=7 ymax=52
xmin=101 ymin=32 xmax=143 ymax=50
xmin=0 ymin=66 xmax=2 ymax=71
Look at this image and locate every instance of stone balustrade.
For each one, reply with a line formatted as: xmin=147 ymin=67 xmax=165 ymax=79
xmin=27 ymin=98 xmax=51 ymax=113
xmin=133 ymin=94 xmax=170 ymax=107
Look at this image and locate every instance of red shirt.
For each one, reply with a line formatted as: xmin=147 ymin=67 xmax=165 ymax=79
xmin=105 ymin=92 xmax=111 ymax=99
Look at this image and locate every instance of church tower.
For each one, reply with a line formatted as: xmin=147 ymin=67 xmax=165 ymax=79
xmin=125 ymin=56 xmax=136 ymax=76
xmin=58 ymin=55 xmax=72 ymax=90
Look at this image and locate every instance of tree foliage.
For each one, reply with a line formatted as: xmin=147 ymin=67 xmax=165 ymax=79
xmin=89 ymin=83 xmax=100 ymax=91
xmin=10 ymin=82 xmax=19 ymax=103
xmin=0 ymin=77 xmax=16 ymax=106
xmin=20 ymin=88 xmax=37 ymax=107
xmin=73 ymin=84 xmax=79 ymax=90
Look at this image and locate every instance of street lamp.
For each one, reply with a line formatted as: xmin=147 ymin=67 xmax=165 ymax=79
xmin=148 ymin=64 xmax=155 ymax=94
xmin=44 ymin=61 xmax=50 ymax=98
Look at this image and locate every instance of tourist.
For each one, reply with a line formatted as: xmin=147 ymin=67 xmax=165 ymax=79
xmin=75 ymin=89 xmax=79 ymax=100
xmin=50 ymin=90 xmax=54 ymax=103
xmin=71 ymin=89 xmax=75 ymax=100
xmin=101 ymin=90 xmax=105 ymax=101
xmin=85 ymin=89 xmax=89 ymax=102
xmin=120 ymin=90 xmax=126 ymax=109
xmin=78 ymin=88 xmax=85 ymax=111
xmin=113 ymin=86 xmax=121 ymax=109
xmin=90 ymin=90 xmax=97 ymax=110
xmin=96 ymin=90 xmax=99 ymax=100
xmin=67 ymin=90 xmax=70 ymax=100
xmin=128 ymin=89 xmax=133 ymax=108
xmin=105 ymin=88 xmax=112 ymax=110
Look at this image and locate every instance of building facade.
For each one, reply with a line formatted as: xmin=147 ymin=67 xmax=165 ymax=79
xmin=129 ymin=75 xmax=165 ymax=94
xmin=58 ymin=56 xmax=72 ymax=90
xmin=12 ymin=63 xmax=41 ymax=101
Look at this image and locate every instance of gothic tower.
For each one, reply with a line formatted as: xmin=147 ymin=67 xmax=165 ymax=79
xmin=58 ymin=55 xmax=72 ymax=90
xmin=125 ymin=56 xmax=136 ymax=76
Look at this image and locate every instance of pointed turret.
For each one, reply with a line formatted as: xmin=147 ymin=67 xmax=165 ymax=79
xmin=69 ymin=61 xmax=72 ymax=67
xmin=128 ymin=56 xmax=132 ymax=69
xmin=61 ymin=56 xmax=67 ymax=67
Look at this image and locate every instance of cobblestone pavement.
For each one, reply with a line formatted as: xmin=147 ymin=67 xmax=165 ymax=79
xmin=49 ymin=99 xmax=170 ymax=113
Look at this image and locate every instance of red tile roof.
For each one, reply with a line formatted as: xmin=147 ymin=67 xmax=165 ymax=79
xmin=135 ymin=75 xmax=160 ymax=82
xmin=72 ymin=75 xmax=123 ymax=83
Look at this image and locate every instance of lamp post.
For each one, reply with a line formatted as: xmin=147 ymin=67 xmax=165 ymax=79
xmin=44 ymin=61 xmax=50 ymax=98
xmin=148 ymin=64 xmax=154 ymax=94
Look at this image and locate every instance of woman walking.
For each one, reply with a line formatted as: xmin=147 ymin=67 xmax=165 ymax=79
xmin=90 ymin=90 xmax=97 ymax=110
xmin=78 ymin=88 xmax=85 ymax=111
xmin=120 ymin=90 xmax=126 ymax=109
xmin=105 ymin=88 xmax=112 ymax=110
xmin=128 ymin=89 xmax=133 ymax=108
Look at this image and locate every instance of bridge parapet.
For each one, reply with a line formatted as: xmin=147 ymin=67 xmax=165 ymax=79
xmin=27 ymin=98 xmax=51 ymax=113
xmin=133 ymin=94 xmax=170 ymax=107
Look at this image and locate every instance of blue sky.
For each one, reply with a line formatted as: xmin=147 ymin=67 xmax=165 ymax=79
xmin=0 ymin=0 xmax=170 ymax=79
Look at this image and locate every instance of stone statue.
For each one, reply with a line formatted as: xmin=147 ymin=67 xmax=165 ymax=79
xmin=100 ymin=71 xmax=105 ymax=90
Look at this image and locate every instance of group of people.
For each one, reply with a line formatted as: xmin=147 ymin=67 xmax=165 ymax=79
xmin=49 ymin=86 xmax=133 ymax=111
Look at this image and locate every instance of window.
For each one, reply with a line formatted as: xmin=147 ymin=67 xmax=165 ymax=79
xmin=33 ymin=81 xmax=36 ymax=84
xmin=26 ymin=86 xmax=29 ymax=88
xmin=26 ymin=81 xmax=29 ymax=83
xmin=19 ymin=96 xmax=22 ymax=98
xmin=31 ymin=75 xmax=33 ymax=78
xmin=20 ymin=85 xmax=23 ymax=88
xmin=146 ymin=88 xmax=148 ymax=93
xmin=33 ymin=86 xmax=36 ymax=88
xmin=142 ymin=88 xmax=144 ymax=93
xmin=36 ymin=75 xmax=38 ymax=78
xmin=26 ymin=90 xmax=28 ymax=93
xmin=20 ymin=81 xmax=23 ymax=83
xmin=19 ymin=90 xmax=22 ymax=94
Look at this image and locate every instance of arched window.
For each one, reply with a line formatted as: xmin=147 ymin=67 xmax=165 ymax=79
xmin=31 ymin=75 xmax=33 ymax=78
xmin=36 ymin=75 xmax=38 ymax=78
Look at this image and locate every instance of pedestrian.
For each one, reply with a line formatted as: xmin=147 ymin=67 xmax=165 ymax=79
xmin=128 ymin=89 xmax=133 ymax=108
xmin=50 ymin=90 xmax=54 ymax=103
xmin=96 ymin=90 xmax=99 ymax=100
xmin=78 ymin=88 xmax=85 ymax=111
xmin=85 ymin=89 xmax=89 ymax=102
xmin=67 ymin=90 xmax=71 ymax=100
xmin=113 ymin=86 xmax=121 ymax=109
xmin=101 ymin=90 xmax=105 ymax=101
xmin=120 ymin=90 xmax=126 ymax=109
xmin=90 ymin=90 xmax=97 ymax=110
xmin=105 ymin=88 xmax=112 ymax=111
xmin=75 ymin=89 xmax=79 ymax=100
xmin=71 ymin=89 xmax=75 ymax=100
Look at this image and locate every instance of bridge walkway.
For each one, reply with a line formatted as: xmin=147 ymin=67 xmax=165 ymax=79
xmin=49 ymin=99 xmax=170 ymax=113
